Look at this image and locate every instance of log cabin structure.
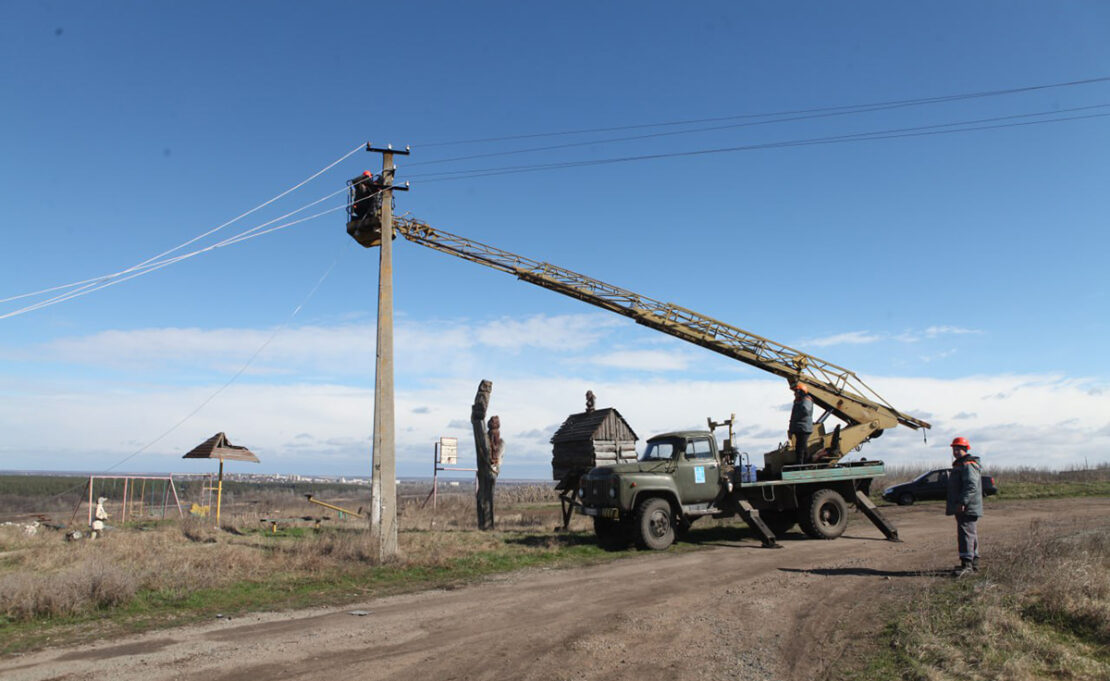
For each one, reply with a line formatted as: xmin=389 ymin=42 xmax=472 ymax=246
xmin=550 ymin=405 xmax=638 ymax=481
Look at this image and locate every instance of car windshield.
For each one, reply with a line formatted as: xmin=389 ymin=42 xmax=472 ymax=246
xmin=640 ymin=440 xmax=678 ymax=462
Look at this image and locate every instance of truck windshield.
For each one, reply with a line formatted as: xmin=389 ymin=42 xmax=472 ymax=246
xmin=640 ymin=440 xmax=678 ymax=462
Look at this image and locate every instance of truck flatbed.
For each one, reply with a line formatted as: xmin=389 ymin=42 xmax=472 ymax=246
xmin=738 ymin=460 xmax=885 ymax=487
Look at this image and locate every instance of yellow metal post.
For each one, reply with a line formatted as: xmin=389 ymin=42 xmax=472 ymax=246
xmin=216 ymin=458 xmax=224 ymax=527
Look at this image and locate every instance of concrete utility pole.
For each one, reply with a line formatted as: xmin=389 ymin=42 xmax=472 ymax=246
xmin=360 ymin=143 xmax=409 ymax=561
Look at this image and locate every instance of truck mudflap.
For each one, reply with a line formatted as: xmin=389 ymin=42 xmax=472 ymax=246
xmin=852 ymin=489 xmax=901 ymax=541
xmin=735 ymin=499 xmax=781 ymax=549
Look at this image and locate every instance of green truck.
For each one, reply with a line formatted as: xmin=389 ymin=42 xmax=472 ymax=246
xmin=578 ymin=423 xmax=899 ymax=550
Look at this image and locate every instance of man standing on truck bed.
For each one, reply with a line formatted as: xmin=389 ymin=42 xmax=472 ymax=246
xmin=788 ymin=384 xmax=814 ymax=464
xmin=946 ymin=436 xmax=983 ymax=577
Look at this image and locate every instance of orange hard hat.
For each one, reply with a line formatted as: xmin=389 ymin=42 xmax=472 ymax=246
xmin=950 ymin=436 xmax=970 ymax=450
xmin=793 ymin=384 xmax=808 ymax=394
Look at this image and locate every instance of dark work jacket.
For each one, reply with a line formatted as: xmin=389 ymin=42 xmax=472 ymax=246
xmin=946 ymin=454 xmax=983 ymax=517
xmin=789 ymin=395 xmax=813 ymax=434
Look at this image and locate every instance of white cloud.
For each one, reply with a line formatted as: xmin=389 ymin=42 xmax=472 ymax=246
xmin=920 ymin=349 xmax=957 ymax=363
xmin=802 ymin=326 xmax=983 ymax=348
xmin=896 ymin=326 xmax=983 ymax=343
xmin=1 ymin=369 xmax=1107 ymax=479
xmin=799 ymin=330 xmax=882 ymax=348
xmin=581 ymin=349 xmax=690 ymax=371
xmin=924 ymin=325 xmax=982 ymax=338
xmin=474 ymin=314 xmax=622 ymax=351
xmin=2 ymin=318 xmax=1107 ymax=478
xmin=5 ymin=313 xmax=623 ymax=379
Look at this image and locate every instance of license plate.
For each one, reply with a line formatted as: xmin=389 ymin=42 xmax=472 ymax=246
xmin=582 ymin=506 xmax=600 ymax=516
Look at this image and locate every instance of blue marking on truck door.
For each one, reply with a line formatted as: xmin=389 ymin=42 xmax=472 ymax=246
xmin=694 ymin=466 xmax=706 ymax=484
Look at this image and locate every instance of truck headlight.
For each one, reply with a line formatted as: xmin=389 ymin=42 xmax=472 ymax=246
xmin=609 ymin=487 xmax=617 ymax=498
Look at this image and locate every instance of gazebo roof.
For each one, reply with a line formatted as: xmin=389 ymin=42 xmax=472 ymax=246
xmin=182 ymin=432 xmax=259 ymax=463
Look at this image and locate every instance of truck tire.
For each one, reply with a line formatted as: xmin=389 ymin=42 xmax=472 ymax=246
xmin=759 ymin=509 xmax=796 ymax=537
xmin=593 ymin=516 xmax=630 ymax=549
xmin=799 ymin=489 xmax=848 ymax=540
xmin=634 ymin=497 xmax=675 ymax=550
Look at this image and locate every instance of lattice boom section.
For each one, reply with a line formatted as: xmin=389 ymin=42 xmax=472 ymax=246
xmin=396 ymin=219 xmax=928 ymax=430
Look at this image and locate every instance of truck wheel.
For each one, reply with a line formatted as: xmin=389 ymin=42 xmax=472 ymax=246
xmin=634 ymin=497 xmax=675 ymax=550
xmin=897 ymin=492 xmax=915 ymax=506
xmin=759 ymin=509 xmax=796 ymax=537
xmin=800 ymin=489 xmax=848 ymax=540
xmin=593 ymin=516 xmax=630 ymax=549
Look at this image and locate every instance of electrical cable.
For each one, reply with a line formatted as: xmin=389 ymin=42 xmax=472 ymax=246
xmin=0 ymin=143 xmax=365 ymax=306
xmin=406 ymin=78 xmax=1110 ymax=168
xmin=0 ymin=189 xmax=379 ymax=320
xmin=22 ymin=252 xmax=344 ymax=512
xmin=9 ymin=79 xmax=1110 ymax=316
xmin=405 ymin=104 xmax=1110 ymax=182
xmin=98 ymin=256 xmax=342 ymax=475
xmin=416 ymin=74 xmax=1110 ymax=147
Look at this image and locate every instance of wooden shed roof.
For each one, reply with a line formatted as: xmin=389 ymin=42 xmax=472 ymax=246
xmin=182 ymin=432 xmax=260 ymax=463
xmin=550 ymin=408 xmax=637 ymax=444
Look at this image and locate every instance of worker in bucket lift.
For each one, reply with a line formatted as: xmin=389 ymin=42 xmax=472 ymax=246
xmin=946 ymin=436 xmax=983 ymax=577
xmin=788 ymin=383 xmax=814 ymax=464
xmin=91 ymin=496 xmax=109 ymax=539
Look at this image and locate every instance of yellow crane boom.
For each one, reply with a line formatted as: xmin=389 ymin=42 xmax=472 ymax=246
xmin=392 ymin=217 xmax=930 ymax=461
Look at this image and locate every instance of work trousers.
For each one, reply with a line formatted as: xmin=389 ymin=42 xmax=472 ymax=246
xmin=956 ymin=513 xmax=979 ymax=560
xmin=790 ymin=430 xmax=811 ymax=465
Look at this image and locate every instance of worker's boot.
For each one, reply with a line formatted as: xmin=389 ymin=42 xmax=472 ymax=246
xmin=952 ymin=558 xmax=973 ymax=578
xmin=972 ymin=557 xmax=980 ymax=573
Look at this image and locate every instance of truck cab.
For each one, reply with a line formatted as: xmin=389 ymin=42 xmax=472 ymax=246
xmin=579 ymin=431 xmax=723 ymax=519
xmin=642 ymin=431 xmax=722 ymax=505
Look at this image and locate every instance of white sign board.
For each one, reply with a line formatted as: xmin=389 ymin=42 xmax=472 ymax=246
xmin=438 ymin=437 xmax=458 ymax=465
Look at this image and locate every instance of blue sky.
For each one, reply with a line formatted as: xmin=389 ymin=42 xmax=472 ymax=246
xmin=2 ymin=2 xmax=1108 ymax=479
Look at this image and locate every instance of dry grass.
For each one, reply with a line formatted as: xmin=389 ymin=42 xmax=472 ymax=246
xmin=0 ymin=482 xmax=590 ymax=624
xmin=872 ymin=515 xmax=1110 ymax=680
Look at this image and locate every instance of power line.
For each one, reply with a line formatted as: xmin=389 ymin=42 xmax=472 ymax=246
xmin=97 ymin=255 xmax=341 ymax=475
xmin=405 ymin=104 xmax=1110 ymax=182
xmin=415 ymin=74 xmax=1110 ymax=148
xmin=26 ymin=255 xmax=343 ymax=510
xmin=407 ymin=75 xmax=1110 ymax=168
xmin=1 ymin=143 xmax=365 ymax=307
xmin=0 ymin=190 xmax=376 ymax=320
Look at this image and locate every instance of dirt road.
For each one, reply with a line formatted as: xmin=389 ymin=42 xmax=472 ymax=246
xmin=3 ymin=498 xmax=1107 ymax=681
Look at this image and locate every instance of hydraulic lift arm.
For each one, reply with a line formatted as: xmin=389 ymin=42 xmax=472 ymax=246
xmin=392 ymin=218 xmax=930 ymax=460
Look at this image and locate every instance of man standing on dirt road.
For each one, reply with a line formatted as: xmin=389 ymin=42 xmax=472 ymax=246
xmin=946 ymin=436 xmax=983 ymax=577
